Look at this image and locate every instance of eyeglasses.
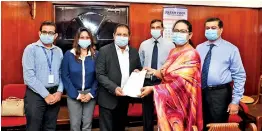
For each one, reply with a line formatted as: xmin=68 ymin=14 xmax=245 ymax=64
xmin=205 ymin=26 xmax=219 ymax=30
xmin=151 ymin=26 xmax=162 ymax=30
xmin=41 ymin=31 xmax=56 ymax=35
xmin=115 ymin=33 xmax=129 ymax=37
xmin=173 ymin=29 xmax=189 ymax=34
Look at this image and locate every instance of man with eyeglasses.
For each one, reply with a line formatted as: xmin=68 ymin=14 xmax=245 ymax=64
xmin=138 ymin=19 xmax=174 ymax=131
xmin=22 ymin=21 xmax=63 ymax=131
xmin=196 ymin=17 xmax=246 ymax=130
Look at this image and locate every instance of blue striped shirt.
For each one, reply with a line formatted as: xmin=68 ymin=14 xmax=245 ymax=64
xmin=22 ymin=40 xmax=64 ymax=98
xmin=196 ymin=37 xmax=246 ymax=104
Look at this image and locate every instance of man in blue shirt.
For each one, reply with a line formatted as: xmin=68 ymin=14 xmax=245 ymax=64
xmin=196 ymin=17 xmax=246 ymax=130
xmin=22 ymin=21 xmax=63 ymax=131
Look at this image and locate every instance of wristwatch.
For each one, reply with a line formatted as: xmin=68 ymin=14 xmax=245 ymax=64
xmin=145 ymin=73 xmax=152 ymax=79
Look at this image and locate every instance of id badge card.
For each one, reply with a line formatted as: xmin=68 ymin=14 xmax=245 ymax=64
xmin=48 ymin=74 xmax=54 ymax=84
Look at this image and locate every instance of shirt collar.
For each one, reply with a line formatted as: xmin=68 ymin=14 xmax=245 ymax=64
xmin=115 ymin=44 xmax=129 ymax=52
xmin=70 ymin=48 xmax=91 ymax=59
xmin=151 ymin=36 xmax=163 ymax=44
xmin=36 ymin=40 xmax=57 ymax=49
xmin=207 ymin=37 xmax=223 ymax=47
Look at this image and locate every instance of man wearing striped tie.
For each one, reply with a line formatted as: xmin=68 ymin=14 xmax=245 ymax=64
xmin=196 ymin=17 xmax=246 ymax=131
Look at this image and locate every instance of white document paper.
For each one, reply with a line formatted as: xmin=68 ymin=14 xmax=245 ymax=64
xmin=122 ymin=70 xmax=147 ymax=98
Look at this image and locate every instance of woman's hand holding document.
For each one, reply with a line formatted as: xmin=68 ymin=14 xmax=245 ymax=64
xmin=122 ymin=70 xmax=147 ymax=97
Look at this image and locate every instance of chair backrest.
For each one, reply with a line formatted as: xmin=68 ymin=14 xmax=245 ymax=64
xmin=2 ymin=84 xmax=26 ymax=100
xmin=207 ymin=123 xmax=257 ymax=131
xmin=253 ymin=75 xmax=262 ymax=105
xmin=207 ymin=123 xmax=240 ymax=131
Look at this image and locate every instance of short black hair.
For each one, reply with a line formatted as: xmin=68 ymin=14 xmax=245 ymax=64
xmin=173 ymin=19 xmax=192 ymax=33
xmin=113 ymin=24 xmax=130 ymax=35
xmin=205 ymin=17 xmax=223 ymax=28
xmin=150 ymin=19 xmax=163 ymax=28
xmin=39 ymin=21 xmax=57 ymax=32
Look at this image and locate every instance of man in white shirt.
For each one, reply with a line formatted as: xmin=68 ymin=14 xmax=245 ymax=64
xmin=96 ymin=24 xmax=142 ymax=131
xmin=138 ymin=19 xmax=175 ymax=131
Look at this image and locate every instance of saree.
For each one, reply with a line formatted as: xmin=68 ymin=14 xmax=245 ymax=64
xmin=154 ymin=44 xmax=203 ymax=131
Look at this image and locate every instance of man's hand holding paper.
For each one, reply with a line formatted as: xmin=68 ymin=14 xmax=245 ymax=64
xmin=122 ymin=70 xmax=147 ymax=97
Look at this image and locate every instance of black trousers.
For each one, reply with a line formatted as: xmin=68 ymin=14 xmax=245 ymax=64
xmin=202 ymin=83 xmax=232 ymax=131
xmin=142 ymin=78 xmax=161 ymax=131
xmin=24 ymin=88 xmax=60 ymax=131
xmin=99 ymin=97 xmax=129 ymax=131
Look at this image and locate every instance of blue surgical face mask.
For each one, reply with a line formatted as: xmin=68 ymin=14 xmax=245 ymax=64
xmin=115 ymin=36 xmax=129 ymax=47
xmin=40 ymin=34 xmax=55 ymax=44
xmin=172 ymin=32 xmax=188 ymax=46
xmin=205 ymin=29 xmax=219 ymax=41
xmin=151 ymin=29 xmax=161 ymax=39
xmin=78 ymin=39 xmax=91 ymax=49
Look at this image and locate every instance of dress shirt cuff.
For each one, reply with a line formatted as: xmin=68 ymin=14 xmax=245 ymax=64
xmin=88 ymin=93 xmax=94 ymax=98
xmin=231 ymin=97 xmax=241 ymax=105
xmin=108 ymin=86 xmax=117 ymax=95
xmin=40 ymin=90 xmax=50 ymax=98
xmin=76 ymin=93 xmax=81 ymax=100
xmin=57 ymin=84 xmax=63 ymax=93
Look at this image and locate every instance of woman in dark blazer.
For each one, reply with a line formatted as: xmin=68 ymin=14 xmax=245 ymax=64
xmin=61 ymin=27 xmax=98 ymax=131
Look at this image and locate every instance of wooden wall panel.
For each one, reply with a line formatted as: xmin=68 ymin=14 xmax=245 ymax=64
xmin=130 ymin=4 xmax=260 ymax=95
xmin=260 ymin=9 xmax=262 ymax=76
xmin=1 ymin=2 xmax=53 ymax=88
xmin=129 ymin=4 xmax=163 ymax=49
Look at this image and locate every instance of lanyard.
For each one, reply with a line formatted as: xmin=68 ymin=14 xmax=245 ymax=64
xmin=41 ymin=47 xmax=53 ymax=74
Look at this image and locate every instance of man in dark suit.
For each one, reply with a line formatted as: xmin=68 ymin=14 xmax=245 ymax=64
xmin=96 ymin=24 xmax=142 ymax=131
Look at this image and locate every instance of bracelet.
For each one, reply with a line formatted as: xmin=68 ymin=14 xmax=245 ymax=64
xmin=150 ymin=70 xmax=156 ymax=80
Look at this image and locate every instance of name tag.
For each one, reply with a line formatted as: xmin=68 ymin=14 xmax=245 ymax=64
xmin=48 ymin=75 xmax=54 ymax=84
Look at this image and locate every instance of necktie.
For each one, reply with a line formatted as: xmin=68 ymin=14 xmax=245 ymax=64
xmin=201 ymin=44 xmax=215 ymax=88
xmin=151 ymin=41 xmax=158 ymax=69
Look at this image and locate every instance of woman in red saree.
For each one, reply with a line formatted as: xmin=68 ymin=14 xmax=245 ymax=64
xmin=140 ymin=20 xmax=203 ymax=131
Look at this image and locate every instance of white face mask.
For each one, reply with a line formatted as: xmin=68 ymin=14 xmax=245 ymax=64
xmin=40 ymin=34 xmax=55 ymax=44
xmin=205 ymin=29 xmax=219 ymax=41
xmin=78 ymin=39 xmax=91 ymax=49
xmin=115 ymin=36 xmax=129 ymax=47
xmin=151 ymin=29 xmax=161 ymax=39
xmin=172 ymin=32 xmax=188 ymax=45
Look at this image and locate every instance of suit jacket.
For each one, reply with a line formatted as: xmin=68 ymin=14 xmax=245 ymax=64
xmin=96 ymin=43 xmax=142 ymax=109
